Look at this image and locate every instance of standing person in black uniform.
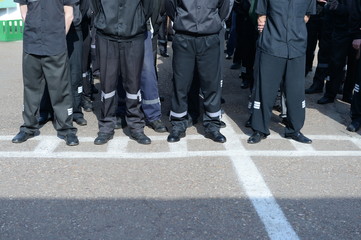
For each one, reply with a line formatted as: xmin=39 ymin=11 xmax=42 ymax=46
xmin=37 ymin=0 xmax=88 ymax=127
xmin=165 ymin=0 xmax=230 ymax=143
xmin=12 ymin=0 xmax=79 ymax=146
xmin=248 ymin=0 xmax=315 ymax=144
xmin=347 ymin=0 xmax=361 ymax=132
xmin=91 ymin=0 xmax=153 ymax=145
xmin=317 ymin=0 xmax=355 ymax=104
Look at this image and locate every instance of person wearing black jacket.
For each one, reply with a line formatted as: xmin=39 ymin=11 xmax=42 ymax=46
xmin=248 ymin=0 xmax=315 ymax=144
xmin=90 ymin=0 xmax=153 ymax=145
xmin=347 ymin=0 xmax=361 ymax=132
xmin=166 ymin=0 xmax=230 ymax=143
xmin=12 ymin=0 xmax=79 ymax=146
xmin=317 ymin=0 xmax=356 ymax=104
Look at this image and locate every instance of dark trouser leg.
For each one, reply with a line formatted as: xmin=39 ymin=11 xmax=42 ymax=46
xmin=196 ymin=34 xmax=222 ymax=133
xmin=119 ymin=37 xmax=145 ymax=134
xmin=283 ymin=56 xmax=306 ymax=135
xmin=170 ymin=34 xmax=197 ymax=132
xmin=40 ymin=83 xmax=53 ymax=117
xmin=97 ymin=35 xmax=119 ymax=135
xmin=351 ymin=55 xmax=361 ymax=121
xmin=67 ymin=26 xmax=84 ymax=120
xmin=141 ymin=31 xmax=162 ymax=122
xmin=251 ymin=52 xmax=285 ymax=135
xmin=21 ymin=53 xmax=46 ymax=134
xmin=305 ymin=16 xmax=321 ymax=74
xmin=324 ymin=33 xmax=351 ymax=99
xmin=42 ymin=52 xmax=77 ymax=136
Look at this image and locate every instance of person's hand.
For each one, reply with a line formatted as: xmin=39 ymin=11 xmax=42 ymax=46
xmin=352 ymin=39 xmax=361 ymax=50
xmin=257 ymin=15 xmax=266 ymax=33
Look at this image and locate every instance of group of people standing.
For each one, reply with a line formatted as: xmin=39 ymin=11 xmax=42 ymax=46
xmin=10 ymin=0 xmax=361 ymax=147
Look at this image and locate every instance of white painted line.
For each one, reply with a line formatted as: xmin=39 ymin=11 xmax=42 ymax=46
xmin=289 ymin=140 xmax=315 ymax=152
xmin=107 ymin=138 xmax=127 ymax=153
xmin=33 ymin=137 xmax=61 ymax=154
xmin=169 ymin=138 xmax=188 ymax=152
xmin=222 ymin=116 xmax=300 ymax=240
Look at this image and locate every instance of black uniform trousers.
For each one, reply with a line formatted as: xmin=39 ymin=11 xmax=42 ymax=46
xmin=170 ymin=33 xmax=222 ymax=133
xmin=251 ymin=52 xmax=306 ymax=135
xmin=324 ymin=32 xmax=353 ymax=99
xmin=97 ymin=34 xmax=145 ymax=135
xmin=39 ymin=26 xmax=84 ymax=121
xmin=67 ymin=25 xmax=84 ymax=120
xmin=310 ymin=13 xmax=332 ymax=88
xmin=81 ymin=17 xmax=93 ymax=98
xmin=21 ymin=51 xmax=76 ymax=136
xmin=306 ymin=15 xmax=322 ymax=73
xmin=350 ymin=54 xmax=361 ymax=122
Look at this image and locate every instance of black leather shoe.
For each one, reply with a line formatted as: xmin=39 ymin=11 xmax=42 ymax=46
xmin=167 ymin=130 xmax=186 ymax=143
xmin=148 ymin=119 xmax=167 ymax=133
xmin=205 ymin=131 xmax=227 ymax=143
xmin=230 ymin=63 xmax=241 ymax=70
xmin=74 ymin=117 xmax=87 ymax=126
xmin=305 ymin=83 xmax=323 ymax=94
xmin=115 ymin=116 xmax=127 ymax=129
xmin=247 ymin=131 xmax=267 ymax=144
xmin=241 ymin=79 xmax=250 ymax=89
xmin=347 ymin=121 xmax=361 ymax=132
xmin=82 ymin=95 xmax=93 ymax=112
xmin=317 ymin=96 xmax=334 ymax=104
xmin=285 ymin=132 xmax=312 ymax=144
xmin=130 ymin=132 xmax=151 ymax=145
xmin=38 ymin=113 xmax=53 ymax=125
xmin=12 ymin=131 xmax=38 ymax=143
xmin=160 ymin=51 xmax=170 ymax=57
xmin=94 ymin=133 xmax=113 ymax=145
xmin=65 ymin=133 xmax=79 ymax=146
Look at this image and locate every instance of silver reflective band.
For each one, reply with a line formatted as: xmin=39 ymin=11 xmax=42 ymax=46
xmin=78 ymin=86 xmax=83 ymax=94
xmin=91 ymin=44 xmax=96 ymax=49
xmin=101 ymin=91 xmax=116 ymax=101
xmin=170 ymin=111 xmax=187 ymax=118
xmin=206 ymin=110 xmax=222 ymax=118
xmin=143 ymin=98 xmax=160 ymax=105
xmin=253 ymin=101 xmax=261 ymax=110
xmin=248 ymin=101 xmax=252 ymax=109
xmin=354 ymin=84 xmax=360 ymax=93
xmin=302 ymin=100 xmax=306 ymax=109
xmin=67 ymin=108 xmax=73 ymax=116
xmin=220 ymin=79 xmax=223 ymax=87
xmin=126 ymin=91 xmax=141 ymax=100
xmin=82 ymin=72 xmax=88 ymax=78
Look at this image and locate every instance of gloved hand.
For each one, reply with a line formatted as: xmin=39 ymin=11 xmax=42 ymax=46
xmin=328 ymin=0 xmax=339 ymax=10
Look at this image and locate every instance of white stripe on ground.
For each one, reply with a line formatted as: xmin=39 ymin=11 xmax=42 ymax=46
xmin=222 ymin=116 xmax=300 ymax=240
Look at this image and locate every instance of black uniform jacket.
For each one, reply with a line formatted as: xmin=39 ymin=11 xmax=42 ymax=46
xmin=350 ymin=0 xmax=361 ymax=40
xmin=256 ymin=0 xmax=316 ymax=59
xmin=90 ymin=0 xmax=153 ymax=41
xmin=166 ymin=0 xmax=230 ymax=35
xmin=14 ymin=0 xmax=78 ymax=56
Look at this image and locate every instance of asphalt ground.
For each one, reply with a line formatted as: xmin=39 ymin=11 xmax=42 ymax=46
xmin=0 ymin=41 xmax=361 ymax=240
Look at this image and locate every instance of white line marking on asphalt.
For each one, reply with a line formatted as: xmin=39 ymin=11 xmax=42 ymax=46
xmin=33 ymin=137 xmax=61 ymax=154
xmin=222 ymin=116 xmax=300 ymax=240
xmin=169 ymin=138 xmax=188 ymax=152
xmin=107 ymin=138 xmax=127 ymax=153
xmin=289 ymin=140 xmax=315 ymax=152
